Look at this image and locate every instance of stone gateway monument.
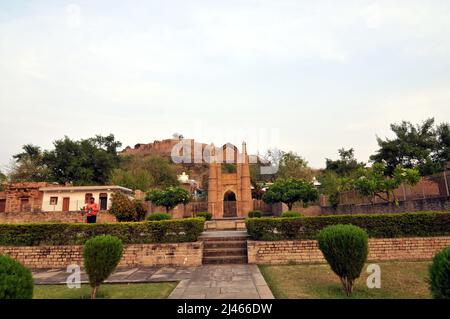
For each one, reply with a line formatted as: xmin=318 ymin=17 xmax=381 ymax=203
xmin=207 ymin=142 xmax=253 ymax=219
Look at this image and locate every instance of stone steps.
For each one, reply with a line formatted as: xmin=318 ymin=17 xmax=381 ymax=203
xmin=201 ymin=231 xmax=249 ymax=264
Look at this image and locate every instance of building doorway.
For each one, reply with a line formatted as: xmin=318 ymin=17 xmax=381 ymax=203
xmin=62 ymin=197 xmax=70 ymax=212
xmin=223 ymin=191 xmax=237 ymax=218
xmin=20 ymin=198 xmax=30 ymax=212
xmin=0 ymin=199 xmax=5 ymax=213
xmin=99 ymin=193 xmax=108 ymax=210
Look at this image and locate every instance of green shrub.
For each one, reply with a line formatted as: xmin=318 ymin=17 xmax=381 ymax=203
xmin=109 ymin=192 xmax=136 ymax=222
xmin=133 ymin=199 xmax=147 ymax=221
xmin=0 ymin=255 xmax=34 ymax=299
xmin=317 ymin=224 xmax=368 ymax=296
xmin=83 ymin=235 xmax=123 ymax=299
xmin=429 ymin=245 xmax=450 ymax=299
xmin=147 ymin=212 xmax=171 ymax=221
xmin=195 ymin=212 xmax=212 ymax=221
xmin=261 ymin=211 xmax=273 ymax=217
xmin=248 ymin=211 xmax=262 ymax=218
xmin=246 ymin=211 xmax=450 ymax=241
xmin=281 ymin=211 xmax=302 ymax=218
xmin=0 ymin=218 xmax=205 ymax=246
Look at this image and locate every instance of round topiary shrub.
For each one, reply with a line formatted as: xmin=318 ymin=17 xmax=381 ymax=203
xmin=317 ymin=224 xmax=368 ymax=296
xmin=83 ymin=235 xmax=123 ymax=299
xmin=147 ymin=212 xmax=172 ymax=221
xmin=195 ymin=212 xmax=212 ymax=221
xmin=281 ymin=211 xmax=302 ymax=218
xmin=0 ymin=255 xmax=34 ymax=299
xmin=248 ymin=211 xmax=262 ymax=218
xmin=429 ymin=245 xmax=450 ymax=299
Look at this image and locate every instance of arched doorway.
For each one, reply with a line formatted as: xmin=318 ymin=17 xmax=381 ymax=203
xmin=223 ymin=191 xmax=237 ymax=218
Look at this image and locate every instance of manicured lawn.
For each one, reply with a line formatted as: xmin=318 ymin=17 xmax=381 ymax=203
xmin=259 ymin=261 xmax=431 ymax=299
xmin=33 ymin=282 xmax=178 ymax=299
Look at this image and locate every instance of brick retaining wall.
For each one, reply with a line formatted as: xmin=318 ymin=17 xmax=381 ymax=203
xmin=247 ymin=236 xmax=450 ymax=264
xmin=0 ymin=242 xmax=203 ymax=268
xmin=0 ymin=211 xmax=117 ymax=223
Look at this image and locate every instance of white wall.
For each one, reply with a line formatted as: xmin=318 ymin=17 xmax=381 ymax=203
xmin=41 ymin=191 xmax=115 ymax=212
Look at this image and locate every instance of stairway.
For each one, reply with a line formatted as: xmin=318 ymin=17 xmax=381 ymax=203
xmin=200 ymin=231 xmax=249 ymax=264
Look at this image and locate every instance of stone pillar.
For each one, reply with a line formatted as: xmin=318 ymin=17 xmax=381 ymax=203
xmin=207 ymin=144 xmax=220 ymax=218
xmin=240 ymin=142 xmax=253 ymax=217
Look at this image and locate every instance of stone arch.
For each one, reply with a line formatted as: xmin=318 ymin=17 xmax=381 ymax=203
xmin=207 ymin=142 xmax=253 ymax=219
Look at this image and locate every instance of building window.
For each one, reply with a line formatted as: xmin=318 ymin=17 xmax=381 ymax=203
xmin=50 ymin=197 xmax=58 ymax=205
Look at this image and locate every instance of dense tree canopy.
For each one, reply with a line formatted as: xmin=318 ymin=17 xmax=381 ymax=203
xmin=325 ymin=148 xmax=365 ymax=177
xmin=9 ymin=134 xmax=122 ymax=185
xmin=370 ymin=118 xmax=449 ymax=176
xmin=109 ymin=155 xmax=179 ymax=191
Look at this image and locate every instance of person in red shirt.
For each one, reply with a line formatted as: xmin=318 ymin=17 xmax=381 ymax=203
xmin=85 ymin=197 xmax=99 ymax=223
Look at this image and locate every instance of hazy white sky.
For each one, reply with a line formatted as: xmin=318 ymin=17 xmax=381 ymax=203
xmin=1 ymin=0 xmax=449 ymax=169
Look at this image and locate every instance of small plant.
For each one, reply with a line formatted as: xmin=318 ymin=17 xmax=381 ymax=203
xmin=429 ymin=245 xmax=450 ymax=299
xmin=147 ymin=212 xmax=172 ymax=221
xmin=0 ymin=255 xmax=34 ymax=299
xmin=281 ymin=211 xmax=302 ymax=218
xmin=248 ymin=211 xmax=262 ymax=218
xmin=83 ymin=235 xmax=123 ymax=299
xmin=195 ymin=212 xmax=212 ymax=220
xmin=317 ymin=224 xmax=368 ymax=296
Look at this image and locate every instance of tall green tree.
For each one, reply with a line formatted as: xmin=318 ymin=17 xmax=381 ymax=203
xmin=0 ymin=170 xmax=6 ymax=191
xmin=43 ymin=134 xmax=122 ymax=185
xmin=278 ymin=151 xmax=313 ymax=180
xmin=370 ymin=118 xmax=448 ymax=175
xmin=262 ymin=178 xmax=318 ymax=210
xmin=9 ymin=144 xmax=50 ymax=182
xmin=109 ymin=155 xmax=179 ymax=191
xmin=325 ymin=148 xmax=365 ymax=177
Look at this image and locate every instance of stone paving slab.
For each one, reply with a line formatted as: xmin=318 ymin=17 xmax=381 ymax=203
xmin=168 ymin=265 xmax=274 ymax=299
xmin=32 ymin=266 xmax=197 ymax=285
xmin=33 ymin=264 xmax=275 ymax=299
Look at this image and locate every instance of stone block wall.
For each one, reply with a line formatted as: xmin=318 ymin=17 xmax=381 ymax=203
xmin=0 ymin=242 xmax=203 ymax=269
xmin=247 ymin=236 xmax=450 ymax=264
xmin=0 ymin=211 xmax=117 ymax=223
xmin=321 ymin=196 xmax=450 ymax=215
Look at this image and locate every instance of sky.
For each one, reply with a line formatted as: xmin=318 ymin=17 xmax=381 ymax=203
xmin=0 ymin=0 xmax=449 ymax=169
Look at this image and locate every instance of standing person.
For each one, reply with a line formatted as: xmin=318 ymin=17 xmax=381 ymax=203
xmin=85 ymin=197 xmax=99 ymax=223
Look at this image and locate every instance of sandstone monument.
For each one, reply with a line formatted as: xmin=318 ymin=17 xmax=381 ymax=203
xmin=207 ymin=142 xmax=253 ymax=218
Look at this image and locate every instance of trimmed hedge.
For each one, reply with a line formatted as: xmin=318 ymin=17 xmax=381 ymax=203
xmin=281 ymin=211 xmax=302 ymax=218
xmin=246 ymin=211 xmax=450 ymax=241
xmin=0 ymin=218 xmax=205 ymax=246
xmin=195 ymin=212 xmax=213 ymax=221
xmin=147 ymin=212 xmax=171 ymax=221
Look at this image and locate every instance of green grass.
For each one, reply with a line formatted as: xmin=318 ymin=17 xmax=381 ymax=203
xmin=259 ymin=261 xmax=432 ymax=299
xmin=33 ymin=282 xmax=178 ymax=299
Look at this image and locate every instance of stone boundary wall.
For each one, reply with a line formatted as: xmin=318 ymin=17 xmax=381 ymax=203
xmin=247 ymin=236 xmax=450 ymax=264
xmin=321 ymin=196 xmax=450 ymax=215
xmin=0 ymin=211 xmax=117 ymax=224
xmin=0 ymin=242 xmax=203 ymax=268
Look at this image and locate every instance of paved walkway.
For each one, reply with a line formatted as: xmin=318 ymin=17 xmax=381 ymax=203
xmin=168 ymin=265 xmax=274 ymax=299
xmin=32 ymin=265 xmax=274 ymax=299
xmin=32 ymin=266 xmax=196 ymax=284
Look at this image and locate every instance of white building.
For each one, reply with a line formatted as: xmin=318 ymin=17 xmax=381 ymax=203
xmin=39 ymin=185 xmax=133 ymax=212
